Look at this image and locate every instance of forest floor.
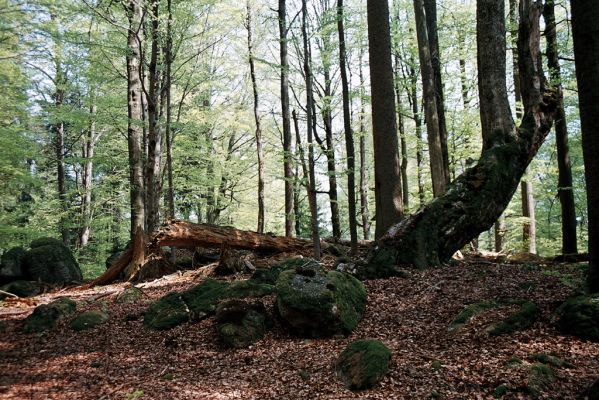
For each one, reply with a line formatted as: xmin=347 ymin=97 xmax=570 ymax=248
xmin=0 ymin=251 xmax=597 ymax=399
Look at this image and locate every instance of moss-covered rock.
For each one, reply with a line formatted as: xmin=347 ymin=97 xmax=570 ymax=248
xmin=276 ymin=266 xmax=366 ymax=337
xmin=23 ymin=297 xmax=77 ymax=333
xmin=587 ymin=378 xmax=599 ymax=400
xmin=70 ymin=310 xmax=109 ymax=331
xmin=0 ymin=280 xmax=43 ymax=299
xmin=250 ymin=258 xmax=319 ymax=285
xmin=335 ymin=339 xmax=391 ymax=390
xmin=530 ymin=353 xmax=572 ymax=368
xmin=181 ymin=279 xmax=230 ymax=320
xmin=115 ymin=287 xmax=144 ymax=304
xmin=355 ymin=247 xmax=405 ymax=280
xmin=489 ymin=301 xmax=539 ymax=336
xmin=215 ymin=298 xmax=271 ymax=348
xmin=556 ymin=295 xmax=599 ymax=342
xmin=527 ymin=362 xmax=555 ymax=396
xmin=450 ymin=302 xmax=498 ymax=331
xmin=493 ymin=384 xmax=508 ymax=398
xmin=144 ymin=292 xmax=189 ymax=330
xmin=226 ymin=280 xmax=275 ymax=298
xmin=0 ymin=247 xmax=26 ymax=282
xmin=23 ymin=240 xmax=82 ymax=284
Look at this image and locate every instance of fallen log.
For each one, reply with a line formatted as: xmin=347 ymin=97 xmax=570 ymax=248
xmin=87 ymin=220 xmax=319 ymax=286
xmin=151 ymin=220 xmax=316 ymax=253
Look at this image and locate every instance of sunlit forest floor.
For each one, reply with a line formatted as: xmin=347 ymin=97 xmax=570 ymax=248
xmin=1 ymin=252 xmax=597 ymax=399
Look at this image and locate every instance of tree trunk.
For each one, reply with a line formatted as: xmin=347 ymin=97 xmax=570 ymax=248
xmin=246 ymin=1 xmax=265 ymax=234
xmin=521 ymin=173 xmax=536 ymax=253
xmin=278 ymin=0 xmax=294 ymax=238
xmin=407 ymin=62 xmax=426 ymax=207
xmin=543 ymin=0 xmax=577 ymax=255
xmin=337 ymin=0 xmax=358 ymax=254
xmin=125 ymin=0 xmax=145 ymax=238
xmin=145 ymin=0 xmax=162 ymax=234
xmin=494 ymin=215 xmax=505 ymax=252
xmin=393 ymin=53 xmax=410 ymax=210
xmin=570 ymin=0 xmax=599 ymax=292
xmin=79 ymin=102 xmax=97 ymax=248
xmin=358 ymin=45 xmax=371 ymax=241
xmin=367 ymin=0 xmax=557 ymax=269
xmin=413 ymin=0 xmax=445 ymax=197
xmin=367 ymin=0 xmax=404 ymax=239
xmin=423 ymin=0 xmax=450 ymax=187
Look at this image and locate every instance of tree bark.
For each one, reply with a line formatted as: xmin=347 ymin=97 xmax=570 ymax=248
xmin=278 ymin=0 xmax=294 ymax=237
xmin=413 ymin=0 xmax=445 ymax=197
xmin=125 ymin=0 xmax=145 ymax=238
xmin=358 ymin=45 xmax=371 ymax=241
xmin=246 ymin=0 xmax=265 ymax=234
xmin=423 ymin=0 xmax=450 ymax=187
xmin=367 ymin=0 xmax=557 ymax=269
xmin=543 ymin=0 xmax=577 ymax=255
xmin=337 ymin=0 xmax=358 ymax=254
xmin=521 ymin=173 xmax=536 ymax=253
xmin=570 ymin=0 xmax=599 ymax=292
xmin=367 ymin=0 xmax=404 ymax=239
xmin=79 ymin=102 xmax=97 ymax=248
xmin=145 ymin=0 xmax=162 ymax=234
xmin=407 ymin=61 xmax=426 ymax=207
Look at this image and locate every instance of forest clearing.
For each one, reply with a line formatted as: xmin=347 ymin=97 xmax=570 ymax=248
xmin=1 ymin=0 xmax=599 ymax=398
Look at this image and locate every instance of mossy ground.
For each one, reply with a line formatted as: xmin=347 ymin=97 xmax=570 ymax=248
xmin=450 ymin=302 xmax=498 ymax=329
xmin=143 ymin=292 xmax=189 ymax=330
xmin=335 ymin=339 xmax=391 ymax=390
xmin=489 ymin=301 xmax=539 ymax=336
xmin=527 ymin=362 xmax=555 ymax=395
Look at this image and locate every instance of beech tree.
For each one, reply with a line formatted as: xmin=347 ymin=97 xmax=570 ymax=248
xmin=571 ymin=0 xmax=599 ymax=292
xmin=367 ymin=0 xmax=558 ymax=269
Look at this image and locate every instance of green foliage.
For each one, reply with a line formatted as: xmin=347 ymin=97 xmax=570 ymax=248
xmin=335 ymin=339 xmax=391 ymax=390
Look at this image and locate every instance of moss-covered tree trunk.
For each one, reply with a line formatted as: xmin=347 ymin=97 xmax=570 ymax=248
xmin=367 ymin=0 xmax=557 ymax=269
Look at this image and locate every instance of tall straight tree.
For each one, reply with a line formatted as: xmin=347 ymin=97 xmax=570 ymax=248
xmin=278 ymin=0 xmax=294 ymax=237
xmin=367 ymin=0 xmax=404 ymax=239
xmin=543 ymin=0 xmax=577 ymax=255
xmin=301 ymin=0 xmax=321 ymax=259
xmin=145 ymin=0 xmax=162 ymax=234
xmin=358 ymin=44 xmax=371 ymax=240
xmin=246 ymin=0 xmax=265 ymax=233
xmin=570 ymin=0 xmax=599 ymax=292
xmin=337 ymin=0 xmax=357 ymax=253
xmin=423 ymin=0 xmax=450 ymax=187
xmin=413 ymin=0 xmax=445 ymax=197
xmin=124 ymin=0 xmax=145 ymax=237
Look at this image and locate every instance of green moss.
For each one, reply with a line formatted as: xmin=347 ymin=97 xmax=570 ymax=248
xmin=336 ymin=339 xmax=391 ymax=390
xmin=70 ymin=310 xmax=109 ymax=331
xmin=276 ymin=268 xmax=366 ymax=337
xmin=506 ymin=356 xmax=523 ymax=367
xmin=493 ymin=384 xmax=508 ymax=398
xmin=24 ymin=243 xmax=82 ymax=284
xmin=144 ymin=292 xmax=189 ymax=330
xmin=29 ymin=237 xmax=63 ymax=248
xmin=530 ymin=353 xmax=572 ymax=368
xmin=431 ymin=360 xmax=442 ymax=371
xmin=527 ymin=363 xmax=555 ymax=395
xmin=23 ymin=297 xmax=77 ymax=333
xmin=297 ymin=369 xmax=310 ymax=380
xmin=250 ymin=258 xmax=319 ymax=285
xmin=0 ymin=280 xmax=42 ymax=298
xmin=357 ymin=247 xmax=402 ymax=280
xmin=225 ymin=280 xmax=275 ymax=298
xmin=115 ymin=287 xmax=144 ymax=304
xmin=451 ymin=302 xmax=498 ymax=327
xmin=556 ymin=295 xmax=599 ymax=342
xmin=489 ymin=301 xmax=539 ymax=336
xmin=181 ymin=279 xmax=229 ymax=319
xmin=216 ymin=299 xmax=270 ymax=348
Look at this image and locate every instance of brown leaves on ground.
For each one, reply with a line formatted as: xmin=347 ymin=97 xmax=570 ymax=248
xmin=0 ymin=256 xmax=597 ymax=399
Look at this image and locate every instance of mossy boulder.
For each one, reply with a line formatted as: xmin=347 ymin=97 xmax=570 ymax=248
xmin=180 ymin=279 xmax=230 ymax=320
xmin=215 ymin=298 xmax=271 ymax=348
xmin=115 ymin=287 xmax=144 ymax=304
xmin=450 ymin=302 xmax=498 ymax=331
xmin=226 ymin=280 xmax=275 ymax=298
xmin=353 ymin=247 xmax=410 ymax=280
xmin=23 ymin=297 xmax=77 ymax=333
xmin=276 ymin=266 xmax=367 ymax=337
xmin=0 ymin=247 xmax=26 ymax=282
xmin=0 ymin=280 xmax=43 ymax=299
xmin=556 ymin=295 xmax=599 ymax=342
xmin=144 ymin=292 xmax=189 ymax=330
xmin=489 ymin=301 xmax=539 ymax=336
xmin=335 ymin=339 xmax=391 ymax=390
xmin=23 ymin=239 xmax=82 ymax=284
xmin=70 ymin=310 xmax=109 ymax=331
xmin=250 ymin=258 xmax=319 ymax=285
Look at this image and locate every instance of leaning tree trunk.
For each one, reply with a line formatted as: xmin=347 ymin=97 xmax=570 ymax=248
xmin=367 ymin=0 xmax=557 ymax=269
